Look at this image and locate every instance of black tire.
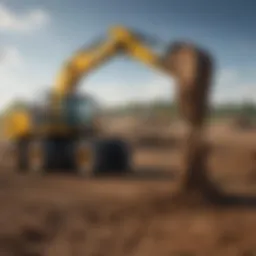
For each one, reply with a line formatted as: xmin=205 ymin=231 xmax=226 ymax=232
xmin=17 ymin=139 xmax=28 ymax=173
xmin=5 ymin=140 xmax=27 ymax=173
xmin=94 ymin=138 xmax=132 ymax=175
xmin=5 ymin=142 xmax=18 ymax=173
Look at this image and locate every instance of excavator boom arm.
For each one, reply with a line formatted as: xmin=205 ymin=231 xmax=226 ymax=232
xmin=54 ymin=39 xmax=119 ymax=96
xmin=54 ymin=26 xmax=166 ymax=98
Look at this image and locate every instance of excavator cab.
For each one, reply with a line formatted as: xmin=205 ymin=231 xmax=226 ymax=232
xmin=64 ymin=93 xmax=99 ymax=128
xmin=30 ymin=91 xmax=100 ymax=136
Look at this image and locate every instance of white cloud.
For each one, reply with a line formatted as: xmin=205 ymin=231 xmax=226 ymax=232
xmin=0 ymin=47 xmax=25 ymax=108
xmin=0 ymin=3 xmax=49 ymax=32
xmin=0 ymin=46 xmax=22 ymax=68
xmin=0 ymin=46 xmax=48 ymax=110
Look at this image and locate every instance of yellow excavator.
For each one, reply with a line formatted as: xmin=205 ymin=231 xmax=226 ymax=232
xmin=3 ymin=25 xmax=169 ymax=176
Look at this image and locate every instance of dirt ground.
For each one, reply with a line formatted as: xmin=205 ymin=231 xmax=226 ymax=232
xmin=0 ymin=119 xmax=255 ymax=256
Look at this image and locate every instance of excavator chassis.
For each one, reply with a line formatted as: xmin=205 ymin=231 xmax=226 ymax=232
xmin=7 ymin=135 xmax=132 ymax=176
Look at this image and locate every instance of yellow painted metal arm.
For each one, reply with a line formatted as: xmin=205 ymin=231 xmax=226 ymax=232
xmin=54 ymin=39 xmax=119 ymax=97
xmin=112 ymin=27 xmax=163 ymax=71
xmin=54 ymin=26 xmax=166 ymax=98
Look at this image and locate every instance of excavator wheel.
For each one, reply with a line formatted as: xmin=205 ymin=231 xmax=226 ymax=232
xmin=5 ymin=142 xmax=19 ymax=173
xmin=73 ymin=138 xmax=132 ymax=176
xmin=93 ymin=138 xmax=132 ymax=175
xmin=6 ymin=140 xmax=28 ymax=173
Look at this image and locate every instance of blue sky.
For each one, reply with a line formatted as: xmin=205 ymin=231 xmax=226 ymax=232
xmin=0 ymin=0 xmax=255 ymax=109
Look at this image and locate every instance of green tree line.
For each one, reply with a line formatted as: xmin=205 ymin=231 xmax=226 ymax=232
xmin=104 ymin=99 xmax=256 ymax=120
xmin=0 ymin=99 xmax=255 ymax=132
